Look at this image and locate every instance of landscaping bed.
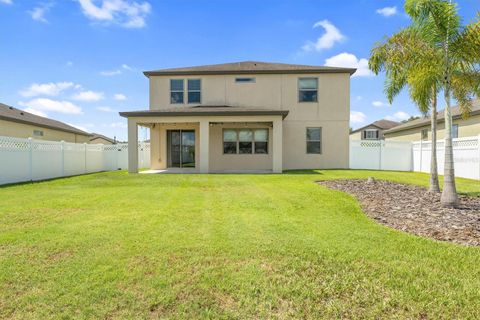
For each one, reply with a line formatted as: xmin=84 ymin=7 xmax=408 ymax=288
xmin=318 ymin=179 xmax=480 ymax=246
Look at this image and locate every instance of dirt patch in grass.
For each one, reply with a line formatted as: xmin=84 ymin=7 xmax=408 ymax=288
xmin=318 ymin=179 xmax=480 ymax=246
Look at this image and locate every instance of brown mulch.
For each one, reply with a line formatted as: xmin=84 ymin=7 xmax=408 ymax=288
xmin=317 ymin=179 xmax=480 ymax=246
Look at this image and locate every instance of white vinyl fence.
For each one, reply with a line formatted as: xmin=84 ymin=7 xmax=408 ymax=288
xmin=350 ymin=135 xmax=480 ymax=180
xmin=413 ymin=136 xmax=480 ymax=180
xmin=0 ymin=136 xmax=150 ymax=185
xmin=350 ymin=140 xmax=413 ymax=171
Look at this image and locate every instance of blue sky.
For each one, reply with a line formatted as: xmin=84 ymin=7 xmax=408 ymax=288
xmin=0 ymin=0 xmax=478 ymax=141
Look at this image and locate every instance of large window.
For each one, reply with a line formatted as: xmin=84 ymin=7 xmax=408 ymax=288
xmin=188 ymin=79 xmax=201 ymax=103
xmin=170 ymin=79 xmax=184 ymax=104
xmin=452 ymin=124 xmax=459 ymax=138
xmin=298 ymin=78 xmax=318 ymax=102
xmin=223 ymin=129 xmax=269 ymax=154
xmin=306 ymin=127 xmax=322 ymax=154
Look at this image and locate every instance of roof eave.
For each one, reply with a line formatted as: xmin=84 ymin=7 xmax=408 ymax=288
xmin=0 ymin=114 xmax=91 ymax=136
xmin=119 ymin=110 xmax=290 ymax=120
xmin=143 ymin=68 xmax=357 ymax=77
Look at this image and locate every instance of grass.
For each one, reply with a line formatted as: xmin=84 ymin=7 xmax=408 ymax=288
xmin=0 ymin=170 xmax=479 ymax=319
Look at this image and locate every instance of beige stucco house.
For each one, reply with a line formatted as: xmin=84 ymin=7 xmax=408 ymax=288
xmin=120 ymin=61 xmax=355 ymax=173
xmin=0 ymin=103 xmax=91 ymax=143
xmin=350 ymin=119 xmax=399 ymax=140
xmin=384 ymin=100 xmax=480 ymax=141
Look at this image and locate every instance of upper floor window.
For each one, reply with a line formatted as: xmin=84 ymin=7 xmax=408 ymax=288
xmin=188 ymin=79 xmax=201 ymax=104
xmin=33 ymin=130 xmax=44 ymax=137
xmin=364 ymin=129 xmax=379 ymax=140
xmin=452 ymin=124 xmax=459 ymax=138
xmin=298 ymin=78 xmax=318 ymax=102
xmin=235 ymin=77 xmax=255 ymax=83
xmin=170 ymin=79 xmax=184 ymax=104
xmin=421 ymin=129 xmax=428 ymax=140
xmin=306 ymin=127 xmax=322 ymax=154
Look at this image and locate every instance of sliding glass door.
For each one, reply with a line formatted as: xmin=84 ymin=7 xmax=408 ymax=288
xmin=167 ymin=130 xmax=195 ymax=168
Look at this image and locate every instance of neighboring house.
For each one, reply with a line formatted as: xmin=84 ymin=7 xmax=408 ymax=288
xmin=384 ymin=100 xmax=480 ymax=141
xmin=90 ymin=133 xmax=116 ymax=144
xmin=350 ymin=119 xmax=399 ymax=140
xmin=0 ymin=103 xmax=91 ymax=143
xmin=120 ymin=61 xmax=355 ymax=173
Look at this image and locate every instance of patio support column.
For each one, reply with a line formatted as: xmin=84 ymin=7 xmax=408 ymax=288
xmin=199 ymin=120 xmax=209 ymax=173
xmin=272 ymin=118 xmax=283 ymax=173
xmin=128 ymin=118 xmax=138 ymax=173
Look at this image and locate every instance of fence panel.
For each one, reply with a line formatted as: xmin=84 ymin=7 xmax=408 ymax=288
xmin=350 ymin=140 xmax=382 ymax=170
xmin=350 ymin=140 xmax=411 ymax=171
xmin=0 ymin=136 xmax=150 ymax=185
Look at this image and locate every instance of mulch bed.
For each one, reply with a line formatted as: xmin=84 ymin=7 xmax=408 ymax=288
xmin=317 ymin=179 xmax=480 ymax=246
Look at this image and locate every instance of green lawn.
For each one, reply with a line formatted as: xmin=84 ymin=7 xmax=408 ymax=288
xmin=0 ymin=170 xmax=479 ymax=319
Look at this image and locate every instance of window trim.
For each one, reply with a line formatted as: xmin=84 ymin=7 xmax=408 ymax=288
xmin=222 ymin=128 xmax=269 ymax=155
xmin=306 ymin=127 xmax=322 ymax=154
xmin=187 ymin=78 xmax=202 ymax=104
xmin=298 ymin=77 xmax=318 ymax=103
xmin=170 ymin=79 xmax=184 ymax=104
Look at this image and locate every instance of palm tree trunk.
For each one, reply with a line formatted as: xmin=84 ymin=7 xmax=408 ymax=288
xmin=440 ymin=88 xmax=458 ymax=207
xmin=429 ymin=91 xmax=440 ymax=193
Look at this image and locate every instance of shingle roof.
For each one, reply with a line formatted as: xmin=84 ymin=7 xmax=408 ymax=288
xmin=0 ymin=103 xmax=91 ymax=136
xmin=90 ymin=133 xmax=116 ymax=144
xmin=384 ymin=100 xmax=480 ymax=134
xmin=119 ymin=105 xmax=289 ymax=119
xmin=351 ymin=119 xmax=400 ymax=134
xmin=144 ymin=61 xmax=356 ymax=76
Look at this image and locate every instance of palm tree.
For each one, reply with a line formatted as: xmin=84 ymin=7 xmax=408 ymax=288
xmin=369 ymin=27 xmax=441 ymax=192
xmin=405 ymin=0 xmax=480 ymax=207
xmin=370 ymin=0 xmax=480 ymax=206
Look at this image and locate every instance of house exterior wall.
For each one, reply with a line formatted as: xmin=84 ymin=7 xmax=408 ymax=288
xmin=0 ymin=119 xmax=90 ymax=143
xmin=148 ymin=72 xmax=350 ymax=170
xmin=384 ymin=114 xmax=480 ymax=141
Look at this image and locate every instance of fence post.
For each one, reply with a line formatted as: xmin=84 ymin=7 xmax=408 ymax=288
xmin=419 ymin=139 xmax=423 ymax=172
xmin=28 ymin=137 xmax=33 ymax=181
xmin=379 ymin=141 xmax=383 ymax=170
xmin=84 ymin=143 xmax=87 ymax=174
xmin=478 ymin=135 xmax=480 ymax=180
xmin=61 ymin=140 xmax=65 ymax=177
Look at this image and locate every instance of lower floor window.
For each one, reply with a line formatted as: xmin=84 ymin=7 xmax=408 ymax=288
xmin=223 ymin=128 xmax=268 ymax=154
xmin=306 ymin=127 xmax=322 ymax=154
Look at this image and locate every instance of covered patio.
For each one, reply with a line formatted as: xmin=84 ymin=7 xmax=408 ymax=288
xmin=120 ymin=106 xmax=289 ymax=174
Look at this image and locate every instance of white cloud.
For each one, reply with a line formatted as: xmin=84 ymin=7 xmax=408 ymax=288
xmin=72 ymin=90 xmax=104 ymax=101
xmin=97 ymin=106 xmax=117 ymax=112
xmin=350 ymin=111 xmax=367 ymax=124
xmin=18 ymin=98 xmax=83 ymax=114
xmin=100 ymin=64 xmax=135 ymax=76
xmin=20 ymin=82 xmax=75 ymax=97
xmin=0 ymin=0 xmax=13 ymax=5
xmin=385 ymin=111 xmax=410 ymax=121
xmin=104 ymin=121 xmax=127 ymax=128
xmin=23 ymin=108 xmax=48 ymax=118
xmin=302 ymin=20 xmax=345 ymax=52
xmin=376 ymin=6 xmax=397 ymax=17
xmin=66 ymin=61 xmax=74 ymax=67
xmin=113 ymin=93 xmax=126 ymax=100
xmin=77 ymin=0 xmax=152 ymax=28
xmin=28 ymin=3 xmax=53 ymax=23
xmin=324 ymin=52 xmax=372 ymax=77
xmin=372 ymin=100 xmax=390 ymax=107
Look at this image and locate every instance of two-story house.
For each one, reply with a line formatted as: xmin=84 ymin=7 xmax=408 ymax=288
xmin=120 ymin=61 xmax=355 ymax=173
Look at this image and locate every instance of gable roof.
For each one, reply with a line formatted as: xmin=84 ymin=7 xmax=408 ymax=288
xmin=0 ymin=103 xmax=91 ymax=136
xmin=120 ymin=105 xmax=289 ymax=119
xmin=144 ymin=61 xmax=356 ymax=77
xmin=384 ymin=100 xmax=480 ymax=134
xmin=90 ymin=133 xmax=116 ymax=144
xmin=351 ymin=119 xmax=400 ymax=134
